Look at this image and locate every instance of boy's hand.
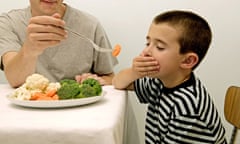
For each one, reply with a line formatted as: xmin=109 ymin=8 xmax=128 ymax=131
xmin=132 ymin=55 xmax=159 ymax=77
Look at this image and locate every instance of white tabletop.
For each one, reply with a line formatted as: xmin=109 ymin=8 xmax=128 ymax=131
xmin=0 ymin=84 xmax=128 ymax=144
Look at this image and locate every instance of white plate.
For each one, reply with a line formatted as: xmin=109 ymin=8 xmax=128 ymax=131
xmin=7 ymin=91 xmax=105 ymax=108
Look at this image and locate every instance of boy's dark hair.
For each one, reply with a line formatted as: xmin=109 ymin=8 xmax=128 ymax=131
xmin=153 ymin=10 xmax=212 ymax=69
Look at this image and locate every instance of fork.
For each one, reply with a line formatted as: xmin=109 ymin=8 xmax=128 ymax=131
xmin=22 ymin=19 xmax=116 ymax=53
xmin=64 ymin=27 xmax=114 ymax=52
xmin=22 ymin=20 xmax=120 ymax=56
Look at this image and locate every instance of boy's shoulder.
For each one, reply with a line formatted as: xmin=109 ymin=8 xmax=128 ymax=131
xmin=169 ymin=73 xmax=212 ymax=115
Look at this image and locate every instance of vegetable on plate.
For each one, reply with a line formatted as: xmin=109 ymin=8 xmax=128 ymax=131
xmin=10 ymin=74 xmax=102 ymax=101
xmin=57 ymin=78 xmax=102 ymax=100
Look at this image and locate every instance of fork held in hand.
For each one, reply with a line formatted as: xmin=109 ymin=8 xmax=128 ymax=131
xmin=21 ymin=20 xmax=120 ymax=56
xmin=64 ymin=27 xmax=121 ymax=56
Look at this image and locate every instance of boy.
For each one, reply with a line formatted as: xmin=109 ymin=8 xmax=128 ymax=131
xmin=112 ymin=10 xmax=226 ymax=143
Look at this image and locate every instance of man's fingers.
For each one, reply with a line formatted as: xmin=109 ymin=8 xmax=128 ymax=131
xmin=28 ymin=23 xmax=67 ymax=36
xmin=75 ymin=73 xmax=103 ymax=84
xmin=29 ymin=15 xmax=65 ymax=28
xmin=52 ymin=13 xmax=62 ymax=19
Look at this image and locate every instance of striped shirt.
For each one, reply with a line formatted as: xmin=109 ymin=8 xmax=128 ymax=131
xmin=134 ymin=73 xmax=227 ymax=144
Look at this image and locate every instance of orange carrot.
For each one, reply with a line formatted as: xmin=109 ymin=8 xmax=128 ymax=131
xmin=30 ymin=92 xmax=45 ymax=100
xmin=30 ymin=94 xmax=38 ymax=100
xmin=112 ymin=44 xmax=121 ymax=57
xmin=52 ymin=94 xmax=59 ymax=100
xmin=37 ymin=96 xmax=53 ymax=100
xmin=46 ymin=89 xmax=57 ymax=97
xmin=30 ymin=91 xmax=59 ymax=101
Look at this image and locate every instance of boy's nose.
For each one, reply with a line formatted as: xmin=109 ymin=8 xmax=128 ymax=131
xmin=142 ymin=46 xmax=152 ymax=56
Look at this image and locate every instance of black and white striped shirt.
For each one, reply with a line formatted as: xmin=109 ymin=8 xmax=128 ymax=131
xmin=134 ymin=73 xmax=227 ymax=144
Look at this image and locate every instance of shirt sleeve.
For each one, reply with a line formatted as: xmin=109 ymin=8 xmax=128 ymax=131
xmin=0 ymin=12 xmax=23 ymax=70
xmin=134 ymin=77 xmax=162 ymax=104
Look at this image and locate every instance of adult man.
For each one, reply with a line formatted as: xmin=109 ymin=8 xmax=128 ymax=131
xmin=0 ymin=0 xmax=118 ymax=87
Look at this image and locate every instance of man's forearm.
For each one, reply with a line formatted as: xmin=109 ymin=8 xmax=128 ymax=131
xmin=3 ymin=51 xmax=37 ymax=88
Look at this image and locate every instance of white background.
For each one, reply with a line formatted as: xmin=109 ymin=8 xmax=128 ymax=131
xmin=0 ymin=0 xmax=240 ymax=143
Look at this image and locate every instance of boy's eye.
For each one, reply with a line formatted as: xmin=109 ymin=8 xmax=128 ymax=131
xmin=156 ymin=46 xmax=165 ymax=50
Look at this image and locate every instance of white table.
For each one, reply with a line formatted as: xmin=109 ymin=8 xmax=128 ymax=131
xmin=0 ymin=84 xmax=134 ymax=144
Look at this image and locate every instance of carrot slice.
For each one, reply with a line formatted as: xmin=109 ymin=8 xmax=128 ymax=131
xmin=30 ymin=94 xmax=39 ymax=100
xmin=30 ymin=90 xmax=59 ymax=101
xmin=37 ymin=96 xmax=53 ymax=100
xmin=112 ymin=44 xmax=121 ymax=57
xmin=46 ymin=89 xmax=57 ymax=97
xmin=30 ymin=92 xmax=45 ymax=100
xmin=52 ymin=94 xmax=59 ymax=100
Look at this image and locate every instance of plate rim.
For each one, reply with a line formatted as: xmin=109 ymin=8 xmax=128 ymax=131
xmin=7 ymin=91 xmax=106 ymax=108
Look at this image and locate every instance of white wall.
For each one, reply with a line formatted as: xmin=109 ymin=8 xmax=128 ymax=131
xmin=1 ymin=0 xmax=240 ymax=143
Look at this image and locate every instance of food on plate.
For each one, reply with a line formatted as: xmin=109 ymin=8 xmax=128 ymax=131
xmin=57 ymin=78 xmax=102 ymax=100
xmin=10 ymin=73 xmax=60 ymax=100
xmin=30 ymin=89 xmax=59 ymax=100
xmin=57 ymin=79 xmax=81 ymax=100
xmin=77 ymin=78 xmax=102 ymax=98
xmin=9 ymin=73 xmax=102 ymax=101
xmin=25 ymin=73 xmax=50 ymax=90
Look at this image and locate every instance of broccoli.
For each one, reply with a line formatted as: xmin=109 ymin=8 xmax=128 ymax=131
xmin=76 ymin=84 xmax=97 ymax=98
xmin=57 ymin=78 xmax=102 ymax=100
xmin=57 ymin=80 xmax=80 ymax=100
xmin=81 ymin=78 xmax=102 ymax=96
xmin=60 ymin=79 xmax=77 ymax=86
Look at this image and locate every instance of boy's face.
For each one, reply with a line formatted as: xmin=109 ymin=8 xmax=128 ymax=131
xmin=30 ymin=0 xmax=64 ymax=16
xmin=142 ymin=23 xmax=186 ymax=80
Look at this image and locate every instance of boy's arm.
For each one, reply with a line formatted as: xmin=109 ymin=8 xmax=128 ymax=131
xmin=113 ymin=55 xmax=159 ymax=90
xmin=112 ymin=68 xmax=140 ymax=90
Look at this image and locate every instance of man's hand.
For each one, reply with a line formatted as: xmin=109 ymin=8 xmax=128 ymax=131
xmin=23 ymin=13 xmax=67 ymax=56
xmin=75 ymin=73 xmax=106 ymax=85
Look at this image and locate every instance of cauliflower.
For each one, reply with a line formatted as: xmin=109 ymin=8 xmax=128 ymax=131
xmin=25 ymin=73 xmax=49 ymax=90
xmin=10 ymin=84 xmax=41 ymax=100
xmin=10 ymin=73 xmax=61 ymax=100
xmin=45 ymin=82 xmax=61 ymax=93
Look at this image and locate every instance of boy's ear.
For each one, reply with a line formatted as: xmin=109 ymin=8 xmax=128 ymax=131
xmin=180 ymin=53 xmax=199 ymax=69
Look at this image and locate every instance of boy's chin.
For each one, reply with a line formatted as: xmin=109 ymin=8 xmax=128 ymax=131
xmin=146 ymin=73 xmax=160 ymax=79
